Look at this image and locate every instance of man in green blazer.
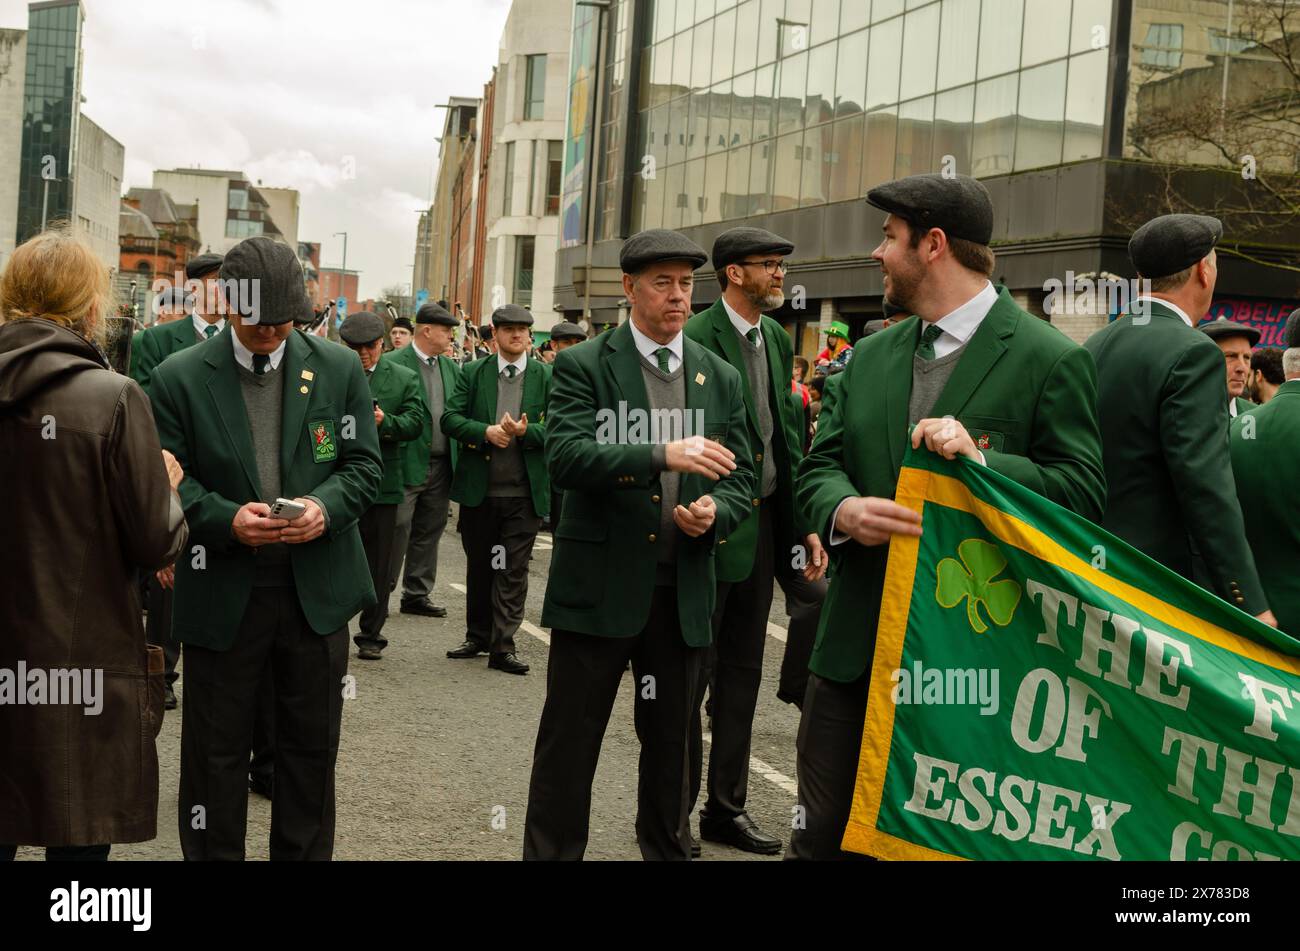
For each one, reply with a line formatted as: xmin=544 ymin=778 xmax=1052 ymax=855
xmin=340 ymin=312 xmax=427 ymax=660
xmin=441 ymin=304 xmax=550 ymax=675
xmin=1085 ymin=214 xmax=1274 ymax=626
xmin=150 ymin=237 xmax=381 ymax=861
xmin=386 ymin=302 xmax=461 ymax=618
xmin=793 ymin=174 xmax=1107 ymax=860
xmin=1231 ymin=347 xmax=1300 ymax=636
xmin=683 ymin=226 xmax=827 ymax=855
xmin=523 ymin=229 xmax=756 ymax=861
xmin=130 ymin=253 xmax=227 ymax=397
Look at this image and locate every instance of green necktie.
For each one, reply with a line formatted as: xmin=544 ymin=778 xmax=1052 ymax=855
xmin=746 ymin=328 xmax=760 ymax=348
xmin=204 ymin=325 xmax=217 ymax=339
xmin=427 ymin=355 xmax=436 ymax=367
xmin=916 ymin=324 xmax=944 ymax=361
xmin=654 ymin=347 xmax=672 ymax=373
xmin=252 ymin=353 xmax=270 ymax=376
xmin=506 ymin=365 xmax=518 ymax=378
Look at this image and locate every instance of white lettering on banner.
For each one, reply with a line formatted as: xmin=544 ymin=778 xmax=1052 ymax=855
xmin=1161 ymin=726 xmax=1300 ymax=837
xmin=901 ymin=752 xmax=1130 ymax=859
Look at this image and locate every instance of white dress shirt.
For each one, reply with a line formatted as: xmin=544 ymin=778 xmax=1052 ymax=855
xmin=231 ymin=330 xmax=287 ymax=372
xmin=722 ymin=297 xmax=762 ymax=349
xmin=497 ymin=352 xmax=528 ymax=376
xmin=925 ymin=281 xmax=998 ymax=359
xmin=411 ymin=337 xmax=440 ymax=365
xmin=628 ymin=319 xmax=684 ymax=373
xmin=193 ymin=314 xmax=227 ymax=339
xmin=1130 ymin=296 xmax=1194 ymax=327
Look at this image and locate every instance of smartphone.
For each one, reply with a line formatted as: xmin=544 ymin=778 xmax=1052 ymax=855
xmin=270 ymin=498 xmax=307 ymax=520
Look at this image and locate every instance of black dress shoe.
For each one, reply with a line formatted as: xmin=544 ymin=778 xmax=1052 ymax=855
xmin=357 ymin=646 xmax=383 ymax=660
xmin=164 ymin=684 xmax=178 ymax=710
xmin=249 ymin=774 xmax=273 ymax=800
xmin=488 ymin=652 xmax=529 ymax=675
xmin=401 ymin=599 xmax=447 ymax=617
xmin=447 ymin=640 xmax=487 ymax=659
xmin=699 ymin=812 xmax=782 ymax=855
xmin=691 ymin=834 xmax=701 ymax=859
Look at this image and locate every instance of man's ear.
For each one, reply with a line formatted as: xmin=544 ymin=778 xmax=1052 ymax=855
xmin=622 ymin=272 xmax=637 ymax=302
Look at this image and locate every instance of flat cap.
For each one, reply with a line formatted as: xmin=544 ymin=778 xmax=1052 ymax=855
xmin=492 ymin=304 xmax=534 ymax=327
xmin=391 ymin=316 xmax=414 ymax=332
xmin=152 ymin=286 xmax=193 ymax=314
xmin=416 ymin=301 xmax=456 ymax=326
xmin=1198 ymin=317 xmax=1260 ymax=346
xmin=1286 ymin=308 xmax=1300 ymax=348
xmin=479 ymin=323 xmax=494 ymax=340
xmin=867 ymin=173 xmax=994 ymax=245
xmin=339 ymin=311 xmax=387 ymax=345
xmin=185 ymin=253 xmax=224 ymax=280
xmin=1129 ymin=214 xmax=1222 ymax=280
xmin=862 ymin=319 xmax=888 ymax=338
xmin=711 ymin=226 xmax=795 ymax=270
xmin=218 ymin=236 xmax=309 ymax=326
xmin=550 ymin=320 xmax=586 ymax=341
xmin=619 ymin=228 xmax=708 ymax=274
xmin=882 ymin=298 xmax=909 ymax=320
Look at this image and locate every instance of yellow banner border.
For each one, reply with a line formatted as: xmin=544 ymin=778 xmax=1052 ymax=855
xmin=841 ymin=464 xmax=1300 ymax=861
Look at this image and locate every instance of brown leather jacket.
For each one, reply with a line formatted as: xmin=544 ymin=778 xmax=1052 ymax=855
xmin=0 ymin=317 xmax=187 ymax=846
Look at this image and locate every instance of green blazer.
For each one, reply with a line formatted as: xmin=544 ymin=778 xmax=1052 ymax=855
xmin=367 ymin=358 xmax=428 ymax=505
xmin=541 ymin=321 xmax=756 ymax=647
xmin=129 ymin=318 xmax=211 ymax=396
xmin=150 ymin=326 xmax=383 ymax=650
xmin=798 ymin=287 xmax=1106 ymax=683
xmin=384 ymin=344 xmax=460 ymax=485
xmin=685 ymin=299 xmax=809 ymax=582
xmin=441 ymin=355 xmax=551 ymax=516
xmin=1085 ymin=300 xmax=1266 ymax=614
xmin=1233 ymin=396 xmax=1258 ymax=418
xmin=1230 ymin=380 xmax=1300 ymax=636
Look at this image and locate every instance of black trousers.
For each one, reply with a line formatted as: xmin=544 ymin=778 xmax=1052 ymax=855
xmin=145 ymin=575 xmax=180 ymax=687
xmin=786 ymin=672 xmax=874 ymax=861
xmin=523 ymin=586 xmax=703 ymax=861
xmin=250 ymin=665 xmax=275 ymax=788
xmin=179 ymin=585 xmax=348 ymax=861
xmin=0 ymin=844 xmax=109 ymax=861
xmin=459 ymin=497 xmax=540 ymax=655
xmin=356 ymin=503 xmax=398 ymax=651
xmin=776 ymin=567 xmax=828 ymax=709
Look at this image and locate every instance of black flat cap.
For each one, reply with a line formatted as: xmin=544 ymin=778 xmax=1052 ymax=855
xmin=1286 ymin=308 xmax=1300 ymax=348
xmin=867 ymin=173 xmax=993 ymax=245
xmin=711 ymin=226 xmax=795 ymax=270
xmin=416 ymin=301 xmax=456 ymax=326
xmin=391 ymin=316 xmax=414 ymax=332
xmin=218 ymin=237 xmax=309 ymax=326
xmin=152 ymin=287 xmax=193 ymax=312
xmin=339 ymin=311 xmax=387 ymax=345
xmin=1129 ymin=214 xmax=1222 ymax=280
xmin=1198 ymin=317 xmax=1260 ymax=347
xmin=882 ymin=299 xmax=909 ymax=320
xmin=492 ymin=304 xmax=534 ymax=327
xmin=620 ymin=228 xmax=708 ymax=274
xmin=550 ymin=320 xmax=586 ymax=341
xmin=185 ymin=253 xmax=224 ymax=280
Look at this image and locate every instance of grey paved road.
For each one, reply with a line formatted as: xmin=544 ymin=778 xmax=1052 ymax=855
xmin=20 ymin=511 xmax=806 ymax=861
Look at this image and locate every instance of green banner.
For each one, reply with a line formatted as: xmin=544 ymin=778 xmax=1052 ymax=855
xmin=843 ymin=449 xmax=1300 ymax=861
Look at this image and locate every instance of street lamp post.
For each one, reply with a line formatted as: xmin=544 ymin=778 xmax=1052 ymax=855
xmin=577 ymin=0 xmax=611 ymax=328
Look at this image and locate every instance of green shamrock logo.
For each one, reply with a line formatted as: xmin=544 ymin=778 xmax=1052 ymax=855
xmin=935 ymin=538 xmax=1022 ymax=634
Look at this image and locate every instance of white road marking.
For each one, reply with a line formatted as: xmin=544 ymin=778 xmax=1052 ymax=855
xmin=445 ymin=584 xmax=795 ymax=796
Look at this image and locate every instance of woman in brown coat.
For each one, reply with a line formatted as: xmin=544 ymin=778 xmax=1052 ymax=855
xmin=0 ymin=230 xmax=188 ymax=859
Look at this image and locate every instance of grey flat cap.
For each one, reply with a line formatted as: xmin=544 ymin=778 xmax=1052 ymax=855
xmin=1129 ymin=214 xmax=1222 ymax=280
xmin=152 ymin=287 xmax=193 ymax=313
xmin=218 ymin=236 xmax=309 ymax=326
xmin=492 ymin=304 xmax=534 ymax=327
xmin=711 ymin=226 xmax=795 ymax=270
xmin=339 ymin=311 xmax=387 ymax=345
xmin=550 ymin=320 xmax=586 ymax=341
xmin=862 ymin=319 xmax=888 ymax=337
xmin=416 ymin=301 xmax=456 ymax=326
xmin=867 ymin=173 xmax=994 ymax=245
xmin=185 ymin=253 xmax=224 ymax=280
xmin=620 ymin=228 xmax=708 ymax=274
xmin=1286 ymin=308 xmax=1300 ymax=348
xmin=1198 ymin=317 xmax=1260 ymax=346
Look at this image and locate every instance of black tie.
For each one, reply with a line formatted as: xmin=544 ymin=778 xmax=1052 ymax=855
xmin=252 ymin=354 xmax=270 ymax=376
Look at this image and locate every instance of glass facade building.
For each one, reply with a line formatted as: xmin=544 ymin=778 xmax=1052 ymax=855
xmin=16 ymin=0 xmax=83 ymax=246
xmin=552 ymin=0 xmax=1300 ymax=347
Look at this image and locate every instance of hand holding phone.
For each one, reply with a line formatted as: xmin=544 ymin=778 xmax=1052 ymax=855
xmin=270 ymin=497 xmax=307 ymax=520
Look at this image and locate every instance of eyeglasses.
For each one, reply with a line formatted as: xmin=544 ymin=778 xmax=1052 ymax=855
xmin=738 ymin=259 xmax=789 ymax=275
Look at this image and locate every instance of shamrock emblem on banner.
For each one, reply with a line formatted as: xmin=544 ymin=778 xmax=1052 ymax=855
xmin=935 ymin=538 xmax=1022 ymax=634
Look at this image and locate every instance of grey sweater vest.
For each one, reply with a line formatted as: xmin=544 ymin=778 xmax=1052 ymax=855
xmin=417 ymin=354 xmax=449 ymax=457
xmin=735 ymin=327 xmax=778 ymax=498
xmin=487 ymin=366 xmax=529 ymax=498
xmin=237 ymin=361 xmax=291 ymax=582
xmin=909 ymin=342 xmax=970 ymax=425
xmin=640 ymin=356 xmax=686 ymax=584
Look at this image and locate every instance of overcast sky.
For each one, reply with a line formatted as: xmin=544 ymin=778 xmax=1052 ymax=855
xmin=0 ymin=0 xmax=511 ymax=299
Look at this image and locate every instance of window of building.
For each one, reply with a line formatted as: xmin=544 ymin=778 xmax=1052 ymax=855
xmin=228 ymin=187 xmax=249 ymax=211
xmin=1140 ymin=24 xmax=1184 ymax=69
xmin=515 ymin=236 xmax=535 ymax=306
xmin=503 ymin=141 xmax=516 ymax=216
xmin=545 ymin=140 xmax=562 ymax=216
xmin=524 ymin=54 xmax=547 ymax=120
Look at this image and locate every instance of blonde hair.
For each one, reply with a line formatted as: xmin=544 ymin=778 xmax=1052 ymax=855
xmin=0 ymin=226 xmax=113 ymax=344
